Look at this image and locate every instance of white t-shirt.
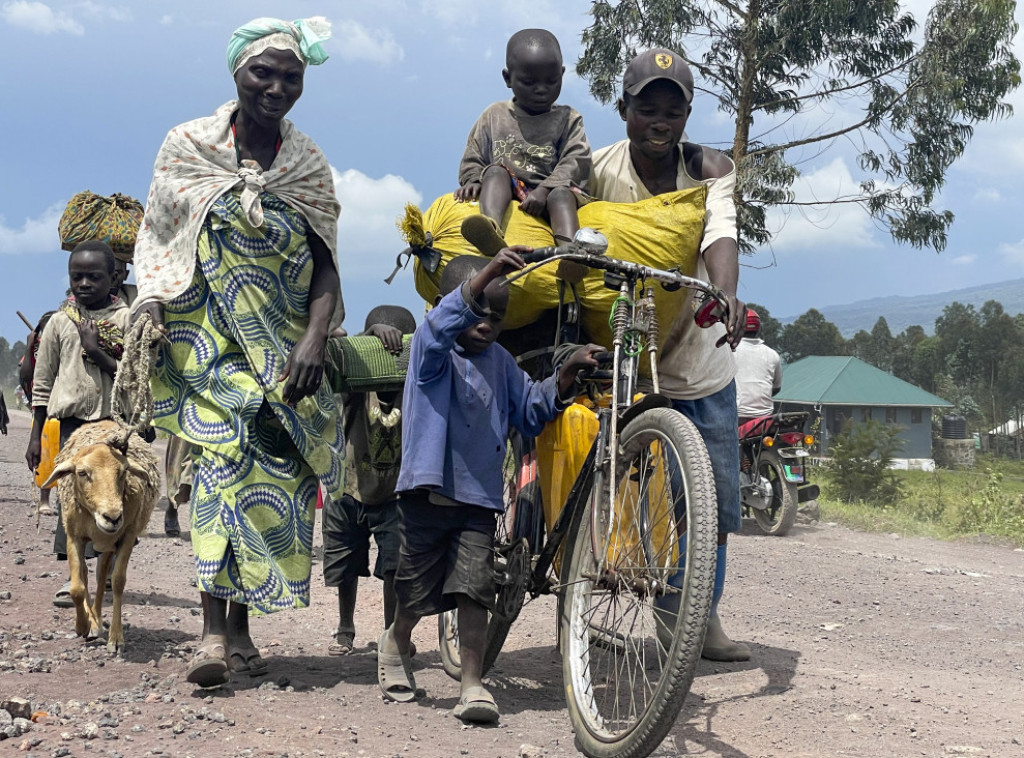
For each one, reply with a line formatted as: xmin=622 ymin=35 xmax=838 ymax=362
xmin=590 ymin=139 xmax=737 ymax=400
xmin=734 ymin=338 xmax=782 ymax=417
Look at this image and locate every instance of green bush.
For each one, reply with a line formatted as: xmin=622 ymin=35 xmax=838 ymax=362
xmin=816 ymin=455 xmax=1024 ymax=546
xmin=825 ymin=419 xmax=905 ymax=504
xmin=942 ymin=469 xmax=1024 ymax=537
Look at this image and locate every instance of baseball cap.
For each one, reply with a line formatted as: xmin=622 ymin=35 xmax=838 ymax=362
xmin=622 ymin=48 xmax=694 ymax=102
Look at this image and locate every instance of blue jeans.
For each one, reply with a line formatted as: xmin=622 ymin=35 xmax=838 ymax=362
xmin=670 ymin=381 xmax=741 ymax=535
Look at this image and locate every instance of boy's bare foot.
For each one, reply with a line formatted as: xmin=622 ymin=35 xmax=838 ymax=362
xmin=461 ymin=215 xmax=505 ymax=257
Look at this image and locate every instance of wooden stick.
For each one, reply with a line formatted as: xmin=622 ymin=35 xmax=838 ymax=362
xmin=16 ymin=310 xmax=34 ymax=331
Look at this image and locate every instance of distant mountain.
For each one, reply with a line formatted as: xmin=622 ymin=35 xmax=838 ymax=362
xmin=780 ymin=278 xmax=1024 ymax=337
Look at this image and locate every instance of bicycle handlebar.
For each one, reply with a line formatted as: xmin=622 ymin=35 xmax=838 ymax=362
xmin=508 ymin=244 xmax=730 ymax=328
xmin=513 ymin=245 xmax=717 ymax=295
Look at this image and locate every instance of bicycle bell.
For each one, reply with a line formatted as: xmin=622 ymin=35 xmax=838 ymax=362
xmin=573 ymin=227 xmax=608 ymax=255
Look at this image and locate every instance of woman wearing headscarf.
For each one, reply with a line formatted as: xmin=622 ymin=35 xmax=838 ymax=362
xmin=133 ymin=16 xmax=344 ymax=687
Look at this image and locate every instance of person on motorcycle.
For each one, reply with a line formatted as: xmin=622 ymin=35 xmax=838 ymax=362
xmin=735 ymin=308 xmax=782 ymax=425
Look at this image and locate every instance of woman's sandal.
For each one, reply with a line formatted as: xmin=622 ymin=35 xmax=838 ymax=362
xmin=53 ymin=581 xmax=73 ymax=608
xmin=328 ymin=627 xmax=355 ymax=656
xmin=377 ymin=628 xmax=416 ymax=703
xmin=186 ymin=641 xmax=229 ymax=688
xmin=453 ymin=684 xmax=499 ymax=724
xmin=226 ymin=644 xmax=269 ymax=676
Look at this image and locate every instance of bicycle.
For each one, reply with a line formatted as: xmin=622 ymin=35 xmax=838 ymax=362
xmin=435 ymin=225 xmax=728 ymax=758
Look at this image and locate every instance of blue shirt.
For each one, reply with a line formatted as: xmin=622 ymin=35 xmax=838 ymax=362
xmin=396 ymin=285 xmax=565 ymax=511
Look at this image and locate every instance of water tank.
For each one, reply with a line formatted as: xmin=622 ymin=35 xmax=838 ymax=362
xmin=941 ymin=414 xmax=967 ymax=439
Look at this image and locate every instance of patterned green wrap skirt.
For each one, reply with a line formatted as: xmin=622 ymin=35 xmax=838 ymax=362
xmin=152 ymin=191 xmax=345 ymax=615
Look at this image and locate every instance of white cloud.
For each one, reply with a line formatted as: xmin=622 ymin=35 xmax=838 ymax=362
xmin=998 ymin=238 xmax=1024 ymax=267
xmin=0 ymin=202 xmax=64 ymax=254
xmin=332 ymin=19 xmax=404 ymax=65
xmin=159 ymin=14 xmax=171 ymax=25
xmin=330 ymin=167 xmax=422 ymax=280
xmin=951 ymin=254 xmax=976 ymax=265
xmin=424 ymin=0 xmax=479 ymax=27
xmin=1 ymin=1 xmax=83 ymax=34
xmin=74 ymin=1 xmax=130 ymax=22
xmin=972 ymin=188 xmax=1002 ymax=203
xmin=767 ymin=157 xmax=878 ymax=252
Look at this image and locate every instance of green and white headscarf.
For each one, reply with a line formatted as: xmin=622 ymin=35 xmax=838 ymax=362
xmin=227 ymin=16 xmax=331 ymax=74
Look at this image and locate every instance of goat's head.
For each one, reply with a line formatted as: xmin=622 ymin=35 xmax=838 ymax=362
xmin=42 ymin=441 xmax=138 ymax=535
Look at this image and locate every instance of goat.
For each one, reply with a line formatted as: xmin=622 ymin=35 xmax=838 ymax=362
xmin=42 ymin=420 xmax=159 ymax=653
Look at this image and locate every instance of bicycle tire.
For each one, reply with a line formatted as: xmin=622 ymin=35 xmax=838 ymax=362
xmin=751 ymin=449 xmax=797 ymax=536
xmin=560 ymin=407 xmax=717 ymax=758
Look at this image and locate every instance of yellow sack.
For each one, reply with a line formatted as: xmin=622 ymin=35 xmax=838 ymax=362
xmin=34 ymin=418 xmax=61 ymax=489
xmin=59 ymin=191 xmax=144 ymax=263
xmin=408 ymin=189 xmax=707 ymax=349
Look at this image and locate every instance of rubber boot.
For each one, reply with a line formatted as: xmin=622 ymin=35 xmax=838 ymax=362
xmin=701 ymin=613 xmax=750 ymax=662
xmin=701 ymin=543 xmax=750 ymax=662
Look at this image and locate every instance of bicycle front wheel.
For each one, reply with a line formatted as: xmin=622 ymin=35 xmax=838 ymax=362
xmin=560 ymin=407 xmax=717 ymax=758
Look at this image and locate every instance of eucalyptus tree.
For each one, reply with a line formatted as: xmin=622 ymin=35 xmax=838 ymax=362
xmin=578 ymin=0 xmax=1020 ymax=252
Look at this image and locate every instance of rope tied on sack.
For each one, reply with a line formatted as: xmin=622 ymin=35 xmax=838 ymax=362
xmin=110 ymin=314 xmax=160 ymax=452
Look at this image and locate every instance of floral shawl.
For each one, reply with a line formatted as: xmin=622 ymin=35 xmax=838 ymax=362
xmin=132 ymin=100 xmax=343 ymax=328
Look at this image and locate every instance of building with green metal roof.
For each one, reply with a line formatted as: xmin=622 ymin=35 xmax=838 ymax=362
xmin=776 ymin=356 xmax=952 ymax=460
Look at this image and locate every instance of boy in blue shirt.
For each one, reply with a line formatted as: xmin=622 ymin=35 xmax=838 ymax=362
xmin=377 ymin=249 xmax=602 ymax=723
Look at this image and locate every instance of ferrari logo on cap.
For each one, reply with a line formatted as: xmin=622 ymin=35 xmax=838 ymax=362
xmin=655 ymin=53 xmax=673 ymax=69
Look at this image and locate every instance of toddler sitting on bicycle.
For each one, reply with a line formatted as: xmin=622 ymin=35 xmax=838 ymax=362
xmin=454 ymin=28 xmax=591 ymax=246
xmin=377 ymin=249 xmax=602 ymax=723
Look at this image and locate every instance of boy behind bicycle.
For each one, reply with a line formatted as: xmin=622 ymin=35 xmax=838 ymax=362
xmin=377 ymin=249 xmax=602 ymax=723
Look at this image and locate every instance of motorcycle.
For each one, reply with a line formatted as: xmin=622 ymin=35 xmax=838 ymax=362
xmin=739 ymin=411 xmax=819 ymax=536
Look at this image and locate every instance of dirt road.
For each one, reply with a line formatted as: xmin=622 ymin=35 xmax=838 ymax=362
xmin=2 ymin=407 xmax=1022 ymax=757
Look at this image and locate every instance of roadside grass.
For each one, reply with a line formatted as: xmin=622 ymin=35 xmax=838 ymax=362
xmin=814 ymin=454 xmax=1024 ymax=548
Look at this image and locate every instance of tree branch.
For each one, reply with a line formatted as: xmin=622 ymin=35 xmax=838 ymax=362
xmin=746 ymin=77 xmax=919 ymax=157
xmin=710 ymin=0 xmax=747 ymax=22
xmin=772 ymin=198 xmax=871 ymax=206
xmin=755 ymin=57 xmax=917 ymax=112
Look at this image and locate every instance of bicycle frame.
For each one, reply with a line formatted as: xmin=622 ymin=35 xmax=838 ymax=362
xmin=506 ymin=235 xmax=730 ymax=593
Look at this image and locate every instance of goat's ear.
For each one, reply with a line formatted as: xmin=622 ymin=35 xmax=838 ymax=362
xmin=40 ymin=459 xmax=76 ymax=488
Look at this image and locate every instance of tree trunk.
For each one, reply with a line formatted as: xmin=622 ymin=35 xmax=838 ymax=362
xmin=732 ymin=0 xmax=760 ymax=208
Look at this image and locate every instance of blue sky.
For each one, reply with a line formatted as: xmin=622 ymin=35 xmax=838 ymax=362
xmin=1 ymin=0 xmax=1022 ymax=345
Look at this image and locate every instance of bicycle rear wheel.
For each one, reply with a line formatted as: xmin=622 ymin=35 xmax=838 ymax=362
xmin=560 ymin=407 xmax=717 ymax=758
